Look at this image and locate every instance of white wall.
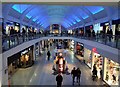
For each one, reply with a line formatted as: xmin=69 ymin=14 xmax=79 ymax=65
xmin=84 ymin=48 xmax=91 ymax=61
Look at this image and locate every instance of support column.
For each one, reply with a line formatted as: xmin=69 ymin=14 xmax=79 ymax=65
xmin=83 ymin=25 xmax=86 ymax=36
xmin=109 ymin=20 xmax=112 ymax=30
xmin=0 ymin=17 xmax=2 ymax=87
xmin=33 ymin=44 xmax=36 ymax=61
xmin=74 ymin=41 xmax=77 ymax=54
xmin=91 ymin=51 xmax=94 ymax=71
xmin=38 ymin=42 xmax=40 ymax=56
xmin=102 ymin=57 xmax=106 ymax=81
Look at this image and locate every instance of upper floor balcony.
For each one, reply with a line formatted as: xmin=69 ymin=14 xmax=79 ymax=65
xmin=2 ymin=32 xmax=120 ymax=52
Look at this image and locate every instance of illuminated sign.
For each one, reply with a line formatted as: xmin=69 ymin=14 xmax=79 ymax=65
xmin=92 ymin=47 xmax=98 ymax=53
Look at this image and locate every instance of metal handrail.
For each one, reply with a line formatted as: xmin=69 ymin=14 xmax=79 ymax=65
xmin=2 ymin=32 xmax=120 ymax=52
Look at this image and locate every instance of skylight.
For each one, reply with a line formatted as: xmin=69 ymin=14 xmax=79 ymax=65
xmin=85 ymin=6 xmax=104 ymax=14
xmin=12 ymin=4 xmax=29 ymax=13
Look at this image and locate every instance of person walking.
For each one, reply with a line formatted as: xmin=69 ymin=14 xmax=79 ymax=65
xmin=22 ymin=28 xmax=26 ymax=42
xmin=47 ymin=50 xmax=51 ymax=61
xmin=107 ymin=27 xmax=113 ymax=42
xmin=92 ymin=64 xmax=97 ymax=81
xmin=100 ymin=68 xmax=103 ymax=80
xmin=71 ymin=67 xmax=77 ymax=85
xmin=76 ymin=68 xmax=81 ymax=85
xmin=56 ymin=73 xmax=63 ymax=87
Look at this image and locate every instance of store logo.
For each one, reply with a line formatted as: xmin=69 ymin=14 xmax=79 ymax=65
xmin=92 ymin=47 xmax=98 ymax=53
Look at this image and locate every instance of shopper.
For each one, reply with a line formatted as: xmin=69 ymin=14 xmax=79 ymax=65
xmin=47 ymin=50 xmax=51 ymax=61
xmin=71 ymin=67 xmax=77 ymax=85
xmin=22 ymin=28 xmax=26 ymax=42
xmin=76 ymin=68 xmax=81 ymax=85
xmin=92 ymin=64 xmax=97 ymax=81
xmin=10 ymin=26 xmax=15 ymax=35
xmin=100 ymin=68 xmax=103 ymax=80
xmin=56 ymin=73 xmax=63 ymax=87
xmin=22 ymin=28 xmax=26 ymax=34
xmin=107 ymin=27 xmax=113 ymax=42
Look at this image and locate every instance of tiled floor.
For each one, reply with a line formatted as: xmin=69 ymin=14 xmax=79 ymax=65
xmin=10 ymin=46 xmax=105 ymax=86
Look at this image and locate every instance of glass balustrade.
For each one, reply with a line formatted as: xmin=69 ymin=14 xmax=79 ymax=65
xmin=2 ymin=33 xmax=120 ymax=52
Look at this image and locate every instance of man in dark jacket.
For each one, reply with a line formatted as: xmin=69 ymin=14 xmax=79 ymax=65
xmin=71 ymin=67 xmax=77 ymax=85
xmin=56 ymin=73 xmax=63 ymax=87
xmin=10 ymin=26 xmax=15 ymax=35
xmin=47 ymin=51 xmax=51 ymax=61
xmin=76 ymin=68 xmax=81 ymax=85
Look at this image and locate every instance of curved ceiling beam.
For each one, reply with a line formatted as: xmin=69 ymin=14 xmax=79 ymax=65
xmin=24 ymin=6 xmax=68 ymax=26
xmin=80 ymin=6 xmax=94 ymax=24
xmin=103 ymin=6 xmax=117 ymax=20
xmin=3 ymin=4 xmax=14 ymax=20
xmin=64 ymin=19 xmax=72 ymax=26
xmin=20 ymin=5 xmax=37 ymax=22
xmin=73 ymin=7 xmax=85 ymax=25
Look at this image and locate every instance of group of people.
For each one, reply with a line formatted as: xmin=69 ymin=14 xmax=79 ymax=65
xmin=55 ymin=67 xmax=81 ymax=87
xmin=71 ymin=67 xmax=81 ymax=85
xmin=92 ymin=64 xmax=103 ymax=81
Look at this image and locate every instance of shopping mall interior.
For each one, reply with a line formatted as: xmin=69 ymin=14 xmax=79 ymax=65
xmin=0 ymin=0 xmax=120 ymax=87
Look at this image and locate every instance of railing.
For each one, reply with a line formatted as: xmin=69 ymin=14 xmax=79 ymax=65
xmin=2 ymin=33 xmax=120 ymax=52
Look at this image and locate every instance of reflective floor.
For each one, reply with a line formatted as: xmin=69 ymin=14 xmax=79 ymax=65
xmin=10 ymin=46 xmax=105 ymax=86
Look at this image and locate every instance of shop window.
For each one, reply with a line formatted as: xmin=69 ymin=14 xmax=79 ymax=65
xmin=104 ymin=58 xmax=119 ymax=85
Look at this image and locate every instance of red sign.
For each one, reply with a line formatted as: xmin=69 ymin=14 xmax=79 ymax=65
xmin=92 ymin=47 xmax=98 ymax=53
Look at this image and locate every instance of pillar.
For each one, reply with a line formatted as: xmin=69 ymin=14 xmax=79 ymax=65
xmin=0 ymin=16 xmax=2 ymax=87
xmin=91 ymin=51 xmax=94 ymax=72
xmin=83 ymin=25 xmax=86 ymax=36
xmin=38 ymin=42 xmax=40 ymax=56
xmin=74 ymin=41 xmax=77 ymax=54
xmin=33 ymin=44 xmax=36 ymax=61
xmin=109 ymin=20 xmax=112 ymax=30
xmin=102 ymin=57 xmax=106 ymax=81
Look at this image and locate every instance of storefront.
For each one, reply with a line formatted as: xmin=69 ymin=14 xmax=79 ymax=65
xmin=75 ymin=42 xmax=84 ymax=61
xmin=68 ymin=30 xmax=72 ymax=35
xmin=14 ymin=22 xmax=20 ymax=33
xmin=79 ymin=27 xmax=84 ymax=36
xmin=76 ymin=42 xmax=84 ymax=57
xmin=100 ymin=21 xmax=110 ymax=35
xmin=35 ymin=42 xmax=39 ymax=58
xmin=39 ymin=40 xmax=44 ymax=55
xmin=5 ymin=21 xmax=14 ymax=35
xmin=52 ymin=24 xmax=59 ymax=35
xmin=112 ymin=19 xmax=120 ymax=35
xmin=20 ymin=46 xmax=34 ymax=68
xmin=94 ymin=23 xmax=101 ymax=34
xmin=103 ymin=58 xmax=119 ymax=85
xmin=8 ymin=46 xmax=34 ymax=76
xmin=8 ymin=53 xmax=21 ymax=76
xmin=92 ymin=50 xmax=103 ymax=79
xmin=21 ymin=25 xmax=28 ymax=33
xmin=84 ymin=48 xmax=92 ymax=68
xmin=69 ymin=40 xmax=75 ymax=51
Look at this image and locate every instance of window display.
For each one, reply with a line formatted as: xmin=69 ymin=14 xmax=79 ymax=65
xmin=35 ymin=43 xmax=39 ymax=58
xmin=104 ymin=58 xmax=119 ymax=85
xmin=76 ymin=42 xmax=84 ymax=57
xmin=69 ymin=40 xmax=74 ymax=51
xmin=87 ymin=51 xmax=92 ymax=68
xmin=20 ymin=46 xmax=34 ymax=68
xmin=92 ymin=52 xmax=103 ymax=79
xmin=14 ymin=22 xmax=20 ymax=33
xmin=5 ymin=22 xmax=14 ymax=35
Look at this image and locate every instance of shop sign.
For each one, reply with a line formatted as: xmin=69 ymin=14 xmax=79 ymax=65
xmin=92 ymin=47 xmax=98 ymax=53
xmin=77 ymin=42 xmax=83 ymax=46
xmin=105 ymin=23 xmax=109 ymax=25
xmin=21 ymin=50 xmax=28 ymax=55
